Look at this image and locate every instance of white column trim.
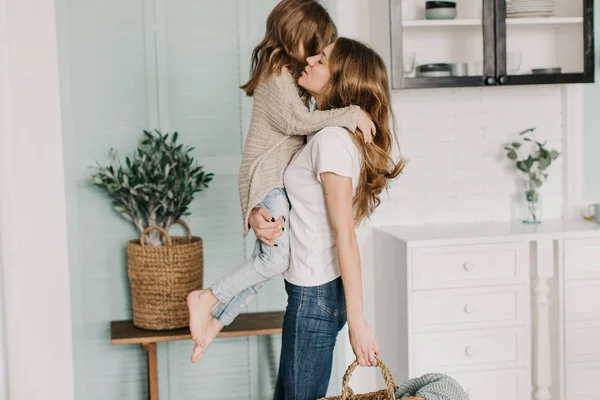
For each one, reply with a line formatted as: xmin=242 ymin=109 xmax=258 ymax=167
xmin=0 ymin=0 xmax=75 ymax=399
xmin=562 ymin=84 xmax=586 ymax=218
xmin=0 ymin=1 xmax=10 ymax=399
xmin=533 ymin=239 xmax=554 ymax=400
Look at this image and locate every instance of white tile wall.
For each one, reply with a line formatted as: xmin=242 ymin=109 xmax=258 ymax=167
xmin=372 ymin=84 xmax=565 ymax=226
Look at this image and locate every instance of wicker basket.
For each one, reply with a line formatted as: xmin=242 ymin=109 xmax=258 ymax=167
xmin=320 ymin=357 xmax=426 ymax=400
xmin=127 ymin=220 xmax=203 ymax=330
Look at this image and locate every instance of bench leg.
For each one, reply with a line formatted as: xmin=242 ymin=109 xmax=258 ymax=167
xmin=141 ymin=343 xmax=159 ymax=400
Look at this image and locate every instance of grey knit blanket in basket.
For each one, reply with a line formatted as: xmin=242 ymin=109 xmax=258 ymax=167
xmin=395 ymin=373 xmax=468 ymax=400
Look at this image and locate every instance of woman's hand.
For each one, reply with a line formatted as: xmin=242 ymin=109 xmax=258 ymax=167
xmin=248 ymin=207 xmax=284 ymax=246
xmin=348 ymin=318 xmax=380 ymax=367
xmin=357 ymin=109 xmax=376 ymax=144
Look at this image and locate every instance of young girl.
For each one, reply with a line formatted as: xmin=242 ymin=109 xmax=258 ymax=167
xmin=186 ymin=0 xmax=375 ymax=362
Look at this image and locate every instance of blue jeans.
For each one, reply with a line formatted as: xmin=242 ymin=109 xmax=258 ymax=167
xmin=273 ymin=277 xmax=348 ymax=400
xmin=210 ymin=188 xmax=291 ymax=325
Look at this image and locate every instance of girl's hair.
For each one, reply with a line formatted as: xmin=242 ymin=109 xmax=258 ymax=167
xmin=319 ymin=37 xmax=407 ymax=222
xmin=241 ymin=0 xmax=337 ymax=96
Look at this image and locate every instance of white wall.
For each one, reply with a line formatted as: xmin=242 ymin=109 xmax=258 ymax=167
xmin=0 ymin=0 xmax=75 ymax=399
xmin=0 ymin=250 xmax=7 ymax=400
xmin=334 ymin=0 xmax=582 ymax=393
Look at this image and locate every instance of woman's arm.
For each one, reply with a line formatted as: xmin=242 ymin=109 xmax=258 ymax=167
xmin=320 ymin=172 xmax=379 ymax=367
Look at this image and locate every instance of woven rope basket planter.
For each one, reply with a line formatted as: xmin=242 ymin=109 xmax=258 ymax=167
xmin=320 ymin=357 xmax=426 ymax=400
xmin=127 ymin=220 xmax=203 ymax=330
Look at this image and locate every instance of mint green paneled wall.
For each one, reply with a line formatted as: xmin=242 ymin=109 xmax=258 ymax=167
xmin=57 ymin=0 xmax=343 ymax=399
xmin=56 ymin=0 xmax=151 ymax=398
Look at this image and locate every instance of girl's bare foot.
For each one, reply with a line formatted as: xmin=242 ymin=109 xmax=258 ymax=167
xmin=187 ymin=288 xmax=219 ymax=347
xmin=190 ymin=316 xmax=225 ymax=363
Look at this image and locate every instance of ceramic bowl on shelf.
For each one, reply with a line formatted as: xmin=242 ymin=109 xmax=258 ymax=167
xmin=449 ymin=62 xmax=468 ymax=76
xmin=531 ymin=67 xmax=562 ymax=74
xmin=416 ymin=63 xmax=451 ymax=77
xmin=425 ymin=1 xmax=457 ymax=20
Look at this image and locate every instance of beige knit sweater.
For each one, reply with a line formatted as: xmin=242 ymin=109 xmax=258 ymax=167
xmin=238 ymin=67 xmax=360 ymax=235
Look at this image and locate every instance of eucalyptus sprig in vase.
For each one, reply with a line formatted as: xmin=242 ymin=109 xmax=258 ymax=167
xmin=503 ymin=127 xmax=559 ymax=224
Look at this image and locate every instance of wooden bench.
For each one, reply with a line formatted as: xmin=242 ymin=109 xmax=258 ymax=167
xmin=110 ymin=311 xmax=285 ymax=400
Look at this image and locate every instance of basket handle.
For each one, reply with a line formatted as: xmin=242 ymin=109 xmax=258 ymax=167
xmin=340 ymin=357 xmax=396 ymax=400
xmin=140 ymin=226 xmax=172 ymax=247
xmin=174 ymin=219 xmax=192 ymax=239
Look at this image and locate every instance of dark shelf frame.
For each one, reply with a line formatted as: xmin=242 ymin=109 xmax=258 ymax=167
xmin=389 ymin=0 xmax=595 ymax=89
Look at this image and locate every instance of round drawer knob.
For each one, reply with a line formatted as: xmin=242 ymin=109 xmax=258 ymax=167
xmin=465 ymin=346 xmax=476 ymax=357
xmin=464 ymin=304 xmax=476 ymax=314
xmin=463 ymin=261 xmax=475 ymax=272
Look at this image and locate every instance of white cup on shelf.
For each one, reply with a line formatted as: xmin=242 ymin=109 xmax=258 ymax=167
xmin=401 ymin=0 xmax=418 ymax=20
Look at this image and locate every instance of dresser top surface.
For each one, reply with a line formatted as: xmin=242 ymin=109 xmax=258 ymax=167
xmin=375 ymin=218 xmax=600 ymax=245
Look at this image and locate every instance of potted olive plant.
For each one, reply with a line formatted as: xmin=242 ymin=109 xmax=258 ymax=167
xmin=91 ymin=129 xmax=214 ymax=245
xmin=503 ymin=127 xmax=559 ymax=225
xmin=91 ymin=129 xmax=214 ymax=330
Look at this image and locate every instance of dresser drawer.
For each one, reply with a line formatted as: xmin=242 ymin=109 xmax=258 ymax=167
xmin=436 ymin=370 xmax=529 ymax=400
xmin=566 ymin=321 xmax=600 ymax=363
xmin=413 ymin=286 xmax=528 ymax=332
xmin=413 ymin=327 xmax=527 ymax=372
xmin=564 ymin=238 xmax=600 ymax=280
xmin=566 ymin=362 xmax=600 ymax=400
xmin=565 ymin=280 xmax=600 ymax=322
xmin=411 ymin=243 xmax=526 ymax=290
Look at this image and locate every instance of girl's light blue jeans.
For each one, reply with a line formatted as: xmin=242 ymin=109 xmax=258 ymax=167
xmin=210 ymin=188 xmax=290 ymax=326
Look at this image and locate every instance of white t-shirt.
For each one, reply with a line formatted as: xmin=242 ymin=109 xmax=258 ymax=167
xmin=283 ymin=126 xmax=362 ymax=287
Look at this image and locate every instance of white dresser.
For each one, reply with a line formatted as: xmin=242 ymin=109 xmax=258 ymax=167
xmin=563 ymin=237 xmax=600 ymax=400
xmin=373 ymin=219 xmax=600 ymax=400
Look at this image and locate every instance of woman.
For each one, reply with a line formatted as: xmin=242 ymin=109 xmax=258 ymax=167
xmin=249 ymin=37 xmax=406 ymax=400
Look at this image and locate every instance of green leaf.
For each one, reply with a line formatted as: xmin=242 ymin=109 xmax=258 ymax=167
xmin=551 ymin=150 xmax=560 ymax=160
xmin=507 ymin=151 xmax=517 ymax=160
xmin=511 ymin=142 xmax=521 ymax=149
xmin=526 ymin=189 xmax=539 ymax=203
xmin=539 ymin=157 xmax=551 ymax=171
xmin=119 ymin=212 xmax=134 ymax=222
xmin=525 ymin=156 xmax=534 ymax=169
xmin=533 ymin=179 xmax=543 ymax=188
xmin=516 ymin=161 xmax=529 ymax=173
xmin=519 ymin=128 xmax=536 ymax=136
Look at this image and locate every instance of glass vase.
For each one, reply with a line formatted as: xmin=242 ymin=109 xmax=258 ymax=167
xmin=523 ymin=188 xmax=542 ymax=225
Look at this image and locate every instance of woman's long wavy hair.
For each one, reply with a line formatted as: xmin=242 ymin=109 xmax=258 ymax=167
xmin=319 ymin=38 xmax=407 ymax=222
xmin=241 ymin=0 xmax=337 ymax=96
